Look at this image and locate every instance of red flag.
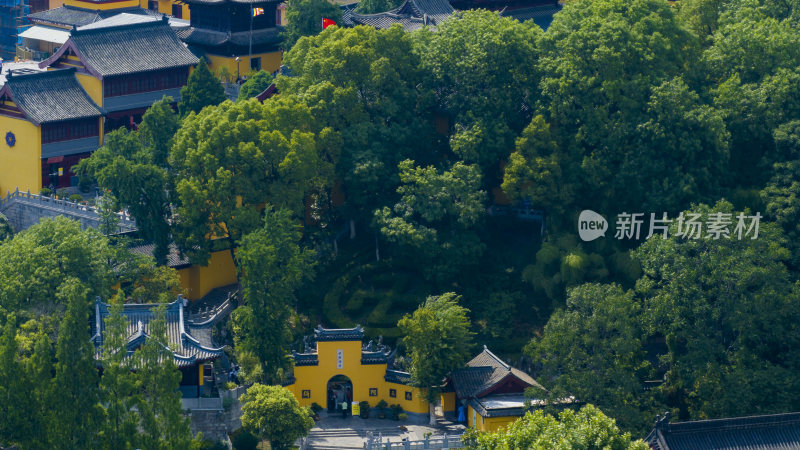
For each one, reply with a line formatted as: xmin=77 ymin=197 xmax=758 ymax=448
xmin=322 ymin=17 xmax=336 ymax=29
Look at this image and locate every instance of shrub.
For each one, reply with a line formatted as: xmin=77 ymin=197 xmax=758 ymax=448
xmin=376 ymin=399 xmax=388 ymax=410
xmin=359 ymin=400 xmax=371 ymax=419
xmin=56 ymin=189 xmax=68 ymax=199
xmin=390 ymin=404 xmax=403 ymax=420
xmin=230 ymin=427 xmax=259 ymax=450
xmin=311 ymin=402 xmax=324 ymax=415
xmin=39 ymin=187 xmax=51 ymax=197
xmin=398 ymin=413 xmax=408 ymax=421
xmin=224 ymin=381 xmax=238 ymax=390
xmin=68 ymin=194 xmax=83 ymax=203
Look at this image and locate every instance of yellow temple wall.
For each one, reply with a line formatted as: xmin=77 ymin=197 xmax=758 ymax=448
xmin=177 ymin=249 xmax=238 ymax=300
xmin=467 ymin=404 xmax=519 ymax=432
xmin=64 ymin=0 xmax=140 ymax=9
xmin=142 ymin=0 xmax=191 ymax=20
xmin=440 ymin=391 xmax=456 ymax=413
xmin=205 ymin=51 xmax=283 ymax=78
xmin=0 ymin=115 xmax=42 ymax=195
xmin=75 ymin=73 xmax=104 ymax=108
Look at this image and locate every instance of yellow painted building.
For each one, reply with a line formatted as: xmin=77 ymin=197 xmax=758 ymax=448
xmin=287 ymin=326 xmax=429 ymax=419
xmin=0 ymin=68 xmax=103 ymax=194
xmin=181 ymin=0 xmax=284 ymax=78
xmin=448 ymin=346 xmax=549 ymax=432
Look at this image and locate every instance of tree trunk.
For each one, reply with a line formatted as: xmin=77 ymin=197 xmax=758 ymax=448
xmin=375 ymin=234 xmax=380 ymax=262
xmin=429 ymin=401 xmax=437 ymax=426
xmin=350 ymin=219 xmax=356 ymax=239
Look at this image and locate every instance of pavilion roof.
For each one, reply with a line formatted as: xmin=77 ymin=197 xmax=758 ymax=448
xmin=0 ymin=68 xmax=103 ymax=125
xmin=449 ymin=346 xmax=544 ymax=399
xmin=91 ymin=297 xmax=224 ymax=368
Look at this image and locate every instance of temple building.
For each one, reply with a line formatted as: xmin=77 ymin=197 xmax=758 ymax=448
xmin=91 ymin=296 xmax=224 ymax=397
xmin=287 ymin=325 xmax=430 ymax=420
xmin=177 ymin=0 xmax=283 ymax=77
xmin=445 ymin=346 xmax=553 ymax=431
xmin=21 ymin=8 xmax=189 ymax=62
xmin=130 ymin=241 xmax=238 ymax=301
xmin=647 ymin=411 xmax=800 ymax=450
xmin=341 ymin=0 xmax=454 ymax=31
xmin=0 ymin=68 xmax=103 ymax=193
xmin=40 ymin=18 xmax=198 ymax=130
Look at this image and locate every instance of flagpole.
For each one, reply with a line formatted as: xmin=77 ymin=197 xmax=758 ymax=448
xmin=249 ymin=4 xmax=254 ymax=73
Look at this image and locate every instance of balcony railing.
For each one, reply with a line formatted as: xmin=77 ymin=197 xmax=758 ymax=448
xmin=16 ymin=45 xmax=49 ymax=62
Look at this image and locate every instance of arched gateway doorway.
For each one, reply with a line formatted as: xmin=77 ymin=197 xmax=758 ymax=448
xmin=327 ymin=374 xmax=353 ymax=412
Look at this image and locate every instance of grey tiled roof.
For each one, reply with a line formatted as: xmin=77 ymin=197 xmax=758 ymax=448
xmin=179 ymin=27 xmax=283 ymax=48
xmin=129 ymin=242 xmax=191 ymax=269
xmin=0 ymin=68 xmax=103 ymax=125
xmin=647 ymin=412 xmax=800 ymax=450
xmin=385 ymin=369 xmax=412 ymax=385
xmin=91 ymin=297 xmax=224 ymax=368
xmin=449 ymin=346 xmax=544 ymax=398
xmin=28 ymin=5 xmax=159 ymax=28
xmin=468 ymin=393 xmax=526 ymax=418
xmin=501 ymin=3 xmax=561 ymax=28
xmin=314 ymin=325 xmax=365 ymax=341
xmin=292 ymin=351 xmax=319 ymax=366
xmin=342 ymin=0 xmax=454 ymax=31
xmin=41 ymin=20 xmax=199 ymax=78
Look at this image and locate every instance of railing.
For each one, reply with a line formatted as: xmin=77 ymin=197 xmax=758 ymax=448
xmin=0 ymin=188 xmax=137 ymax=231
xmin=364 ymin=432 xmax=465 ymax=450
xmin=16 ymin=45 xmax=49 ymax=61
xmin=181 ymin=396 xmax=224 ymax=411
xmin=186 ymin=288 xmax=239 ymax=326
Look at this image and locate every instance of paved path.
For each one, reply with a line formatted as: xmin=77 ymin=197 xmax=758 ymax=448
xmin=306 ymin=412 xmax=465 ymax=449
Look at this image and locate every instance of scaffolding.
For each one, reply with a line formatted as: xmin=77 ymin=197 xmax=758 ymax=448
xmin=0 ymin=0 xmax=31 ymax=60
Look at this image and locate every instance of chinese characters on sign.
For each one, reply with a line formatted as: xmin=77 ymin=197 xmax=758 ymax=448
xmin=578 ymin=210 xmax=761 ymax=241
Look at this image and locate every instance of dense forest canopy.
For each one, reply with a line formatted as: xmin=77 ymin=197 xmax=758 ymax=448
xmin=2 ymin=0 xmax=800 ymax=445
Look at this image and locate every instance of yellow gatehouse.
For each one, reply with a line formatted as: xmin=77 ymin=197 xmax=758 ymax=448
xmin=286 ymin=326 xmax=430 ymax=420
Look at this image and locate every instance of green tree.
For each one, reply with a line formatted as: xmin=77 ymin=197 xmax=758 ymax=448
xmin=76 ymin=128 xmax=173 ymax=264
xmin=634 ymin=201 xmax=800 ymax=419
xmin=462 ymin=404 xmax=649 ymax=450
xmin=0 ymin=217 xmax=113 ymax=311
xmin=398 ymin=293 xmax=474 ymax=425
xmin=0 ymin=213 xmax=13 ymax=242
xmin=762 ymin=159 xmax=800 ymax=269
xmin=139 ymin=96 xmax=181 ymax=166
xmin=240 ymin=384 xmax=314 ymax=450
xmin=98 ymin=293 xmax=140 ymax=450
xmin=50 ymin=279 xmax=102 ymax=449
xmin=134 ymin=304 xmax=196 ymax=449
xmin=282 ymin=0 xmax=342 ymax=50
xmin=0 ymin=315 xmax=32 ymax=447
xmin=231 ymin=208 xmax=315 ymax=383
xmin=179 ymin=58 xmax=226 ymax=116
xmin=170 ymin=97 xmax=338 ymax=266
xmin=279 ymin=25 xmax=431 ymax=224
xmin=526 ymin=283 xmax=659 ymax=434
xmin=25 ymin=327 xmax=54 ymax=449
xmin=237 ymin=70 xmax=274 ymax=101
xmin=538 ymin=0 xmax=698 ymax=213
xmin=415 ymin=10 xmax=542 ymax=170
xmin=355 ymin=0 xmax=400 ymax=14
xmin=501 ymin=116 xmax=574 ymax=222
xmin=374 ymin=160 xmax=486 ymax=282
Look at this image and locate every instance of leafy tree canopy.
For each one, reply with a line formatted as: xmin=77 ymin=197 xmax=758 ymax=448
xmin=462 ymin=405 xmax=649 ymax=450
xmin=240 ymin=384 xmax=314 ymax=450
